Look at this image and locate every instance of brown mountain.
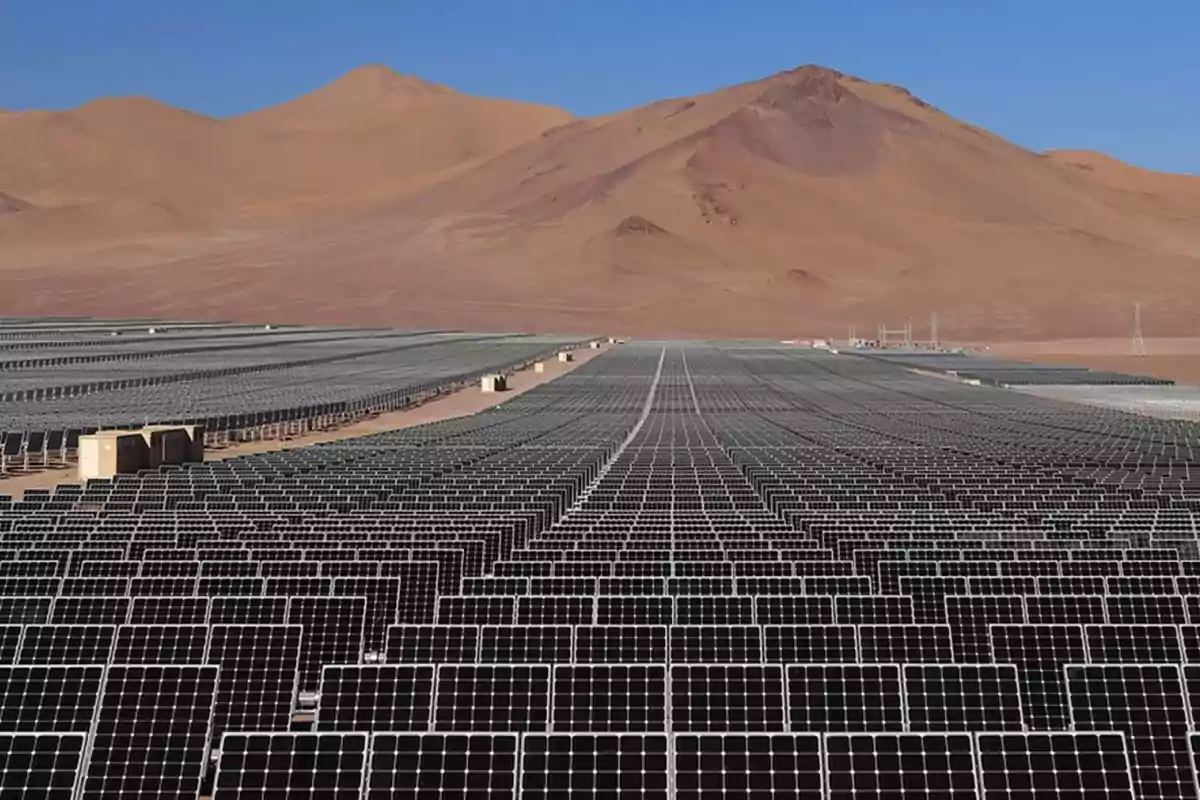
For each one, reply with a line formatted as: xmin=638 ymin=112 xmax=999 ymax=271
xmin=0 ymin=64 xmax=1197 ymax=341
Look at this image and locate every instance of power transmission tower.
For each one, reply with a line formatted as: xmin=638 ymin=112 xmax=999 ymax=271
xmin=930 ymin=311 xmax=940 ymax=348
xmin=1132 ymin=302 xmax=1147 ymax=356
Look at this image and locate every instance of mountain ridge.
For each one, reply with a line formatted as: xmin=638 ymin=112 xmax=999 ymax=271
xmin=0 ymin=63 xmax=1197 ymax=341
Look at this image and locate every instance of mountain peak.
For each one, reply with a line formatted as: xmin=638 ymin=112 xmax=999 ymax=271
xmin=322 ymin=64 xmax=458 ymax=102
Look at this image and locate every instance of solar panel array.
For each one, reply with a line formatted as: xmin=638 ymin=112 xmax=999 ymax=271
xmin=0 ymin=317 xmax=586 ymax=448
xmin=1 ymin=337 xmax=1198 ymax=796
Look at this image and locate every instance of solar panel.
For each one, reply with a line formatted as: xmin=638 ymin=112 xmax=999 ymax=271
xmin=214 ymin=732 xmax=368 ymax=799
xmin=763 ymin=625 xmax=858 ymax=663
xmin=82 ymin=664 xmax=219 ymax=800
xmin=574 ymin=625 xmax=668 ymax=664
xmin=17 ymin=624 xmax=115 ymax=665
xmin=824 ymin=733 xmax=978 ymax=800
xmin=669 ymin=664 xmax=787 ymax=732
xmin=1084 ymin=624 xmax=1183 ymax=663
xmin=480 ymin=625 xmax=573 ymax=663
xmin=0 ymin=596 xmax=52 ymax=624
xmin=207 ymin=624 xmax=301 ymax=740
xmin=437 ymin=596 xmax=516 ymax=625
xmin=1104 ymin=594 xmax=1187 ymax=625
xmin=519 ymin=733 xmax=669 ymax=800
xmin=113 ymin=623 xmax=209 ymax=664
xmin=1107 ymin=576 xmax=1177 ymax=596
xmin=0 ymin=625 xmax=19 ymax=663
xmin=900 ymin=577 xmax=967 ymax=624
xmin=530 ymin=577 xmax=596 ymax=596
xmin=1183 ymin=626 xmax=1200 ymax=663
xmin=673 ymin=733 xmax=823 ymax=799
xmin=1065 ymin=663 xmax=1193 ymax=800
xmin=288 ymin=596 xmax=367 ymax=691
xmin=0 ymin=664 xmax=104 ymax=732
xmin=334 ymin=576 xmax=411 ymax=650
xmin=595 ymin=596 xmax=674 ymax=625
xmin=0 ymin=732 xmax=87 ymax=800
xmin=805 ymin=577 xmax=872 ymax=596
xmin=989 ymin=624 xmax=1088 ymax=731
xmin=976 ymin=732 xmax=1137 ymax=800
xmin=209 ymin=596 xmax=290 ymax=625
xmin=366 ymin=732 xmax=519 ymax=800
xmin=836 ymin=595 xmax=914 ymax=625
xmin=59 ymin=577 xmax=130 ymax=597
xmin=670 ymin=625 xmax=763 ymax=663
xmin=944 ymin=595 xmax=1026 ymax=663
xmin=461 ymin=577 xmax=529 ymax=595
xmin=598 ymin=577 xmax=667 ymax=596
xmin=0 ymin=578 xmax=60 ymax=597
xmin=129 ymin=576 xmax=195 ymax=597
xmin=433 ymin=664 xmax=551 ymax=732
xmin=551 ymin=664 xmax=667 ymax=732
xmin=516 ymin=596 xmax=595 ymax=625
xmin=903 ymin=664 xmax=1025 ymax=732
xmin=675 ymin=595 xmax=755 ymax=625
xmin=857 ymin=624 xmax=955 ymax=663
xmin=1025 ymin=595 xmax=1107 ymax=626
xmin=128 ymin=596 xmax=210 ymax=625
xmin=735 ymin=577 xmax=807 ymax=596
xmin=753 ymin=595 xmax=835 ymax=625
xmin=316 ymin=664 xmax=435 ymax=731
xmin=385 ymin=624 xmax=480 ymax=663
xmin=786 ymin=664 xmax=905 ymax=732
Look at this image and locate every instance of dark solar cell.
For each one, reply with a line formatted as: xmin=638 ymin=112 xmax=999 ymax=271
xmin=763 ymin=625 xmax=858 ymax=663
xmin=990 ymin=624 xmax=1087 ymax=731
xmin=551 ymin=664 xmax=668 ymax=732
xmin=1025 ymin=595 xmax=1107 ymax=626
xmin=520 ymin=734 xmax=669 ymax=800
xmin=1084 ymin=624 xmax=1183 ymax=664
xmin=82 ymin=664 xmax=219 ymax=799
xmin=209 ymin=596 xmax=290 ymax=625
xmin=385 ymin=625 xmax=480 ymax=664
xmin=432 ymin=664 xmax=551 ymax=732
xmin=786 ymin=664 xmax=905 ymax=732
xmin=479 ymin=625 xmax=573 ymax=663
xmin=596 ymin=596 xmax=674 ymax=625
xmin=17 ymin=624 xmax=115 ymax=665
xmin=669 ymin=664 xmax=787 ymax=732
xmin=113 ymin=624 xmax=209 ymax=664
xmin=317 ymin=665 xmax=435 ymax=731
xmin=1065 ymin=663 xmax=1193 ymax=800
xmin=824 ymin=733 xmax=978 ymax=800
xmin=857 ymin=624 xmax=954 ymax=663
xmin=128 ymin=596 xmax=209 ymax=626
xmin=214 ymin=732 xmax=368 ymax=800
xmin=0 ymin=665 xmax=105 ymax=733
xmin=287 ymin=596 xmax=367 ymax=692
xmin=366 ymin=733 xmax=519 ymax=800
xmin=754 ymin=595 xmax=836 ymax=625
xmin=903 ymin=664 xmax=1025 ymax=732
xmin=673 ymin=733 xmax=823 ymax=800
xmin=207 ymin=624 xmax=301 ymax=740
xmin=977 ymin=732 xmax=1137 ymax=800
xmin=574 ymin=626 xmax=668 ymax=664
xmin=835 ymin=595 xmax=913 ymax=625
xmin=0 ymin=732 xmax=87 ymax=800
xmin=669 ymin=625 xmax=763 ymax=664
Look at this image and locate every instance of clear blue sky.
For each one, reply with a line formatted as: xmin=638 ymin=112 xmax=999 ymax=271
xmin=3 ymin=0 xmax=1197 ymax=173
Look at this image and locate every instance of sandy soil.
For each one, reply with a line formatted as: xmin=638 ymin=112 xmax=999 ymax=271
xmin=0 ymin=344 xmax=608 ymax=499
